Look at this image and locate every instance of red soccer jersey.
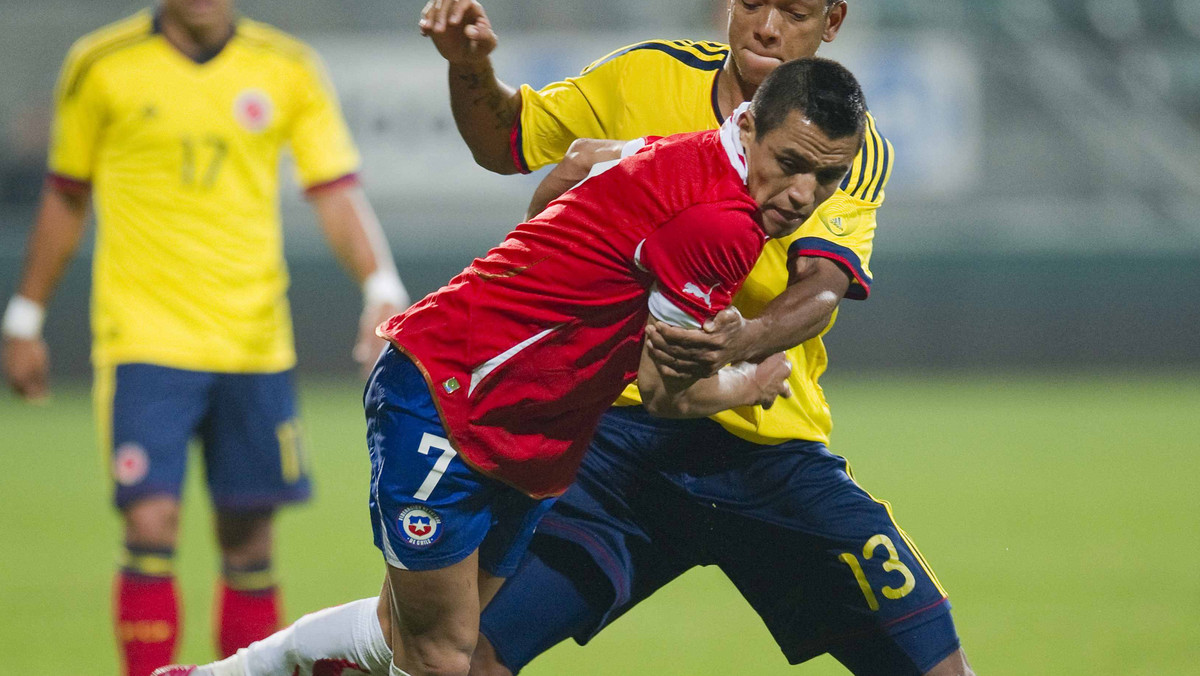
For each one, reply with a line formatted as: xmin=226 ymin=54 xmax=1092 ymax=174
xmin=378 ymin=129 xmax=767 ymax=497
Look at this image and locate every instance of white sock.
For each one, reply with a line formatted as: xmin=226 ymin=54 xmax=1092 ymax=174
xmin=197 ymin=597 xmax=392 ymax=676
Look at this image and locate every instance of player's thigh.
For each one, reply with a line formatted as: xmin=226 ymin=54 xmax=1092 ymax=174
xmin=366 ymin=345 xmax=552 ymax=575
xmin=97 ymin=363 xmax=212 ymax=510
xmin=711 ymin=441 xmax=958 ymax=672
xmin=200 ymin=369 xmax=310 ymax=511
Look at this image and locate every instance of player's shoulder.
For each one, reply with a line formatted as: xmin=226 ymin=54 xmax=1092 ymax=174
xmin=581 ymin=38 xmax=729 ymax=76
xmin=67 ymin=10 xmax=154 ymax=59
xmin=236 ymin=17 xmax=318 ymax=66
xmin=60 ymin=10 xmax=156 ymax=96
xmin=635 ymin=131 xmax=750 ymax=201
xmin=629 ymin=131 xmax=724 ymax=185
xmin=839 ymin=110 xmax=894 ymax=204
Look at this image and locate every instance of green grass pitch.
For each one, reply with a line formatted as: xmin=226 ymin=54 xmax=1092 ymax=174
xmin=1 ymin=374 xmax=1197 ymax=675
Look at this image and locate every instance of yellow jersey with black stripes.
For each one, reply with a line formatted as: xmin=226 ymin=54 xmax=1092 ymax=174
xmin=515 ymin=39 xmax=893 ymax=446
xmin=48 ymin=11 xmax=360 ymax=372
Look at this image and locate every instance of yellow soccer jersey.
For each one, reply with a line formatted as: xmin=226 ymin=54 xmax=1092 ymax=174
xmin=516 ymin=39 xmax=893 ymax=445
xmin=49 ymin=11 xmax=360 ymax=372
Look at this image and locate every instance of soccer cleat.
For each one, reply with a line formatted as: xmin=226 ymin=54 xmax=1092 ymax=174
xmin=149 ymin=666 xmax=197 ymax=676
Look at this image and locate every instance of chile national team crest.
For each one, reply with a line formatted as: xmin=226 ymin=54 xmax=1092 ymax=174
xmin=233 ymin=89 xmax=274 ymax=132
xmin=397 ymin=506 xmax=443 ymax=547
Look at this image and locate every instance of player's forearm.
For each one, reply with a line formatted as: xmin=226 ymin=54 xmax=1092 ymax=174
xmin=311 ymin=185 xmax=408 ymax=312
xmin=738 ymin=258 xmax=850 ymax=362
xmin=15 ymin=185 xmax=89 ymax=306
xmin=526 ymin=139 xmax=625 ymax=219
xmin=654 ymin=365 xmax=767 ymax=419
xmin=311 ymin=184 xmax=394 ymax=283
xmin=639 ymin=345 xmax=766 ymax=419
xmin=741 ymin=288 xmax=839 ymax=360
xmin=448 ymin=61 xmax=522 ymax=174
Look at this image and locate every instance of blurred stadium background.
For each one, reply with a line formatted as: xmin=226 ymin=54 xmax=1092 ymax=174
xmin=1 ymin=1 xmax=1198 ymax=674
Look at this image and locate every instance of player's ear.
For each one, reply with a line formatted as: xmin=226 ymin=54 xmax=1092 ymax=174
xmin=823 ymin=1 xmax=848 ymax=42
xmin=738 ymin=110 xmax=756 ymax=147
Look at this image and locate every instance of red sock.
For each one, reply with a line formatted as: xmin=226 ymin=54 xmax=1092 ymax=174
xmin=216 ymin=582 xmax=280 ymax=657
xmin=115 ymin=572 xmax=180 ymax=676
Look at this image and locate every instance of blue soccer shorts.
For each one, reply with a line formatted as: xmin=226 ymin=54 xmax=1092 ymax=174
xmin=96 ymin=363 xmax=310 ymax=511
xmin=479 ymin=405 xmax=960 ymax=675
xmin=364 ymin=345 xmax=556 ymax=577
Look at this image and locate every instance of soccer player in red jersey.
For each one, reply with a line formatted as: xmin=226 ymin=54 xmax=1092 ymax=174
xmin=157 ymin=57 xmax=864 ymax=676
xmin=421 ymin=2 xmax=974 ymax=674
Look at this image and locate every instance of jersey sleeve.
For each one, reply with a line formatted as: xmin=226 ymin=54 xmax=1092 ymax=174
xmin=47 ymin=40 xmax=108 ymax=187
xmin=287 ymin=49 xmax=361 ymax=193
xmin=635 ymin=202 xmax=764 ymax=328
xmin=513 ymin=46 xmax=636 ymax=173
xmin=837 ymin=112 xmax=893 ymax=205
xmin=784 ymin=116 xmax=894 ymax=300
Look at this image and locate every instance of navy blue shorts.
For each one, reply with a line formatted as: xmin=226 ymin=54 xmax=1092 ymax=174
xmin=98 ymin=363 xmax=310 ymax=511
xmin=365 ymin=346 xmax=555 ymax=577
xmin=480 ymin=405 xmax=959 ymax=675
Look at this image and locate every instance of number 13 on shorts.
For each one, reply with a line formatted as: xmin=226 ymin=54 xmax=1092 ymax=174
xmin=413 ymin=432 xmax=456 ymax=501
xmin=838 ymin=534 xmax=917 ymax=611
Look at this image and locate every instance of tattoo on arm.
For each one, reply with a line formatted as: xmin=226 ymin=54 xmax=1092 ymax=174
xmin=456 ymin=69 xmax=518 ymax=130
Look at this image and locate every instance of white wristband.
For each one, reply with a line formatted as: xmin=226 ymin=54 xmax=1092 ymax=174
xmin=2 ymin=295 xmax=45 ymax=340
xmin=363 ymin=270 xmax=409 ymax=309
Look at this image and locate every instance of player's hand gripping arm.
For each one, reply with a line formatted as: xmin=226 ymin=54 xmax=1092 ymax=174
xmin=420 ymin=0 xmax=521 ymax=174
xmin=525 ymin=138 xmax=626 ymax=219
xmin=638 ymin=318 xmax=794 ymax=419
xmin=646 ymin=257 xmax=852 ymax=378
xmin=309 ymin=184 xmax=410 ymax=374
xmin=2 ymin=184 xmax=90 ymax=401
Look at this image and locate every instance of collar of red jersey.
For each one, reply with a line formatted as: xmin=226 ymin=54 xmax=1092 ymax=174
xmin=718 ymin=102 xmax=750 ymax=184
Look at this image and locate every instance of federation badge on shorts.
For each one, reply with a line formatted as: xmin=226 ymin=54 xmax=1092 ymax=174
xmin=397 ymin=506 xmax=443 ymax=547
xmin=233 ymin=89 xmax=274 ymax=132
xmin=113 ymin=443 xmax=149 ymax=486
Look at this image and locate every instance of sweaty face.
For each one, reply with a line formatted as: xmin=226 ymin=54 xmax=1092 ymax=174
xmin=726 ymin=0 xmax=844 ymax=88
xmin=739 ymin=110 xmax=861 ymax=238
xmin=162 ymin=0 xmax=235 ymax=31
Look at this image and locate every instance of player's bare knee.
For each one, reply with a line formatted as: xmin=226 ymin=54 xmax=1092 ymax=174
xmin=122 ymin=495 xmax=181 ymax=547
xmin=216 ymin=508 xmax=274 ymax=564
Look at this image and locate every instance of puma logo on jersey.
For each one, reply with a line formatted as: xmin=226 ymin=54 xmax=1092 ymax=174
xmin=682 ymin=282 xmax=719 ymax=308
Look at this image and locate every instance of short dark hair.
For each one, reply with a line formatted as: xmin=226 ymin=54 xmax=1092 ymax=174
xmin=748 ymin=57 xmax=866 ymax=141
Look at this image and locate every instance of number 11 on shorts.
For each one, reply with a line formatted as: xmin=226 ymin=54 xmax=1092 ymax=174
xmin=414 ymin=432 xmax=457 ymax=501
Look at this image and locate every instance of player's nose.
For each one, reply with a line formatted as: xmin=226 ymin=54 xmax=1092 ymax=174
xmin=787 ymin=173 xmax=817 ymax=211
xmin=755 ymin=9 xmax=783 ymax=44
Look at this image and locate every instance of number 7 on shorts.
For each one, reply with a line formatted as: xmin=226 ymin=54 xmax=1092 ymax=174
xmin=413 ymin=432 xmax=456 ymax=501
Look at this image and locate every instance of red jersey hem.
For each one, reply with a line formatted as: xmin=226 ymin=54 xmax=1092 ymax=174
xmin=381 ymin=339 xmax=563 ymax=500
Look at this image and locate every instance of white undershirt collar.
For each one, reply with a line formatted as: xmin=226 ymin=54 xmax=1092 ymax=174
xmin=718 ymin=101 xmax=751 ymax=184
